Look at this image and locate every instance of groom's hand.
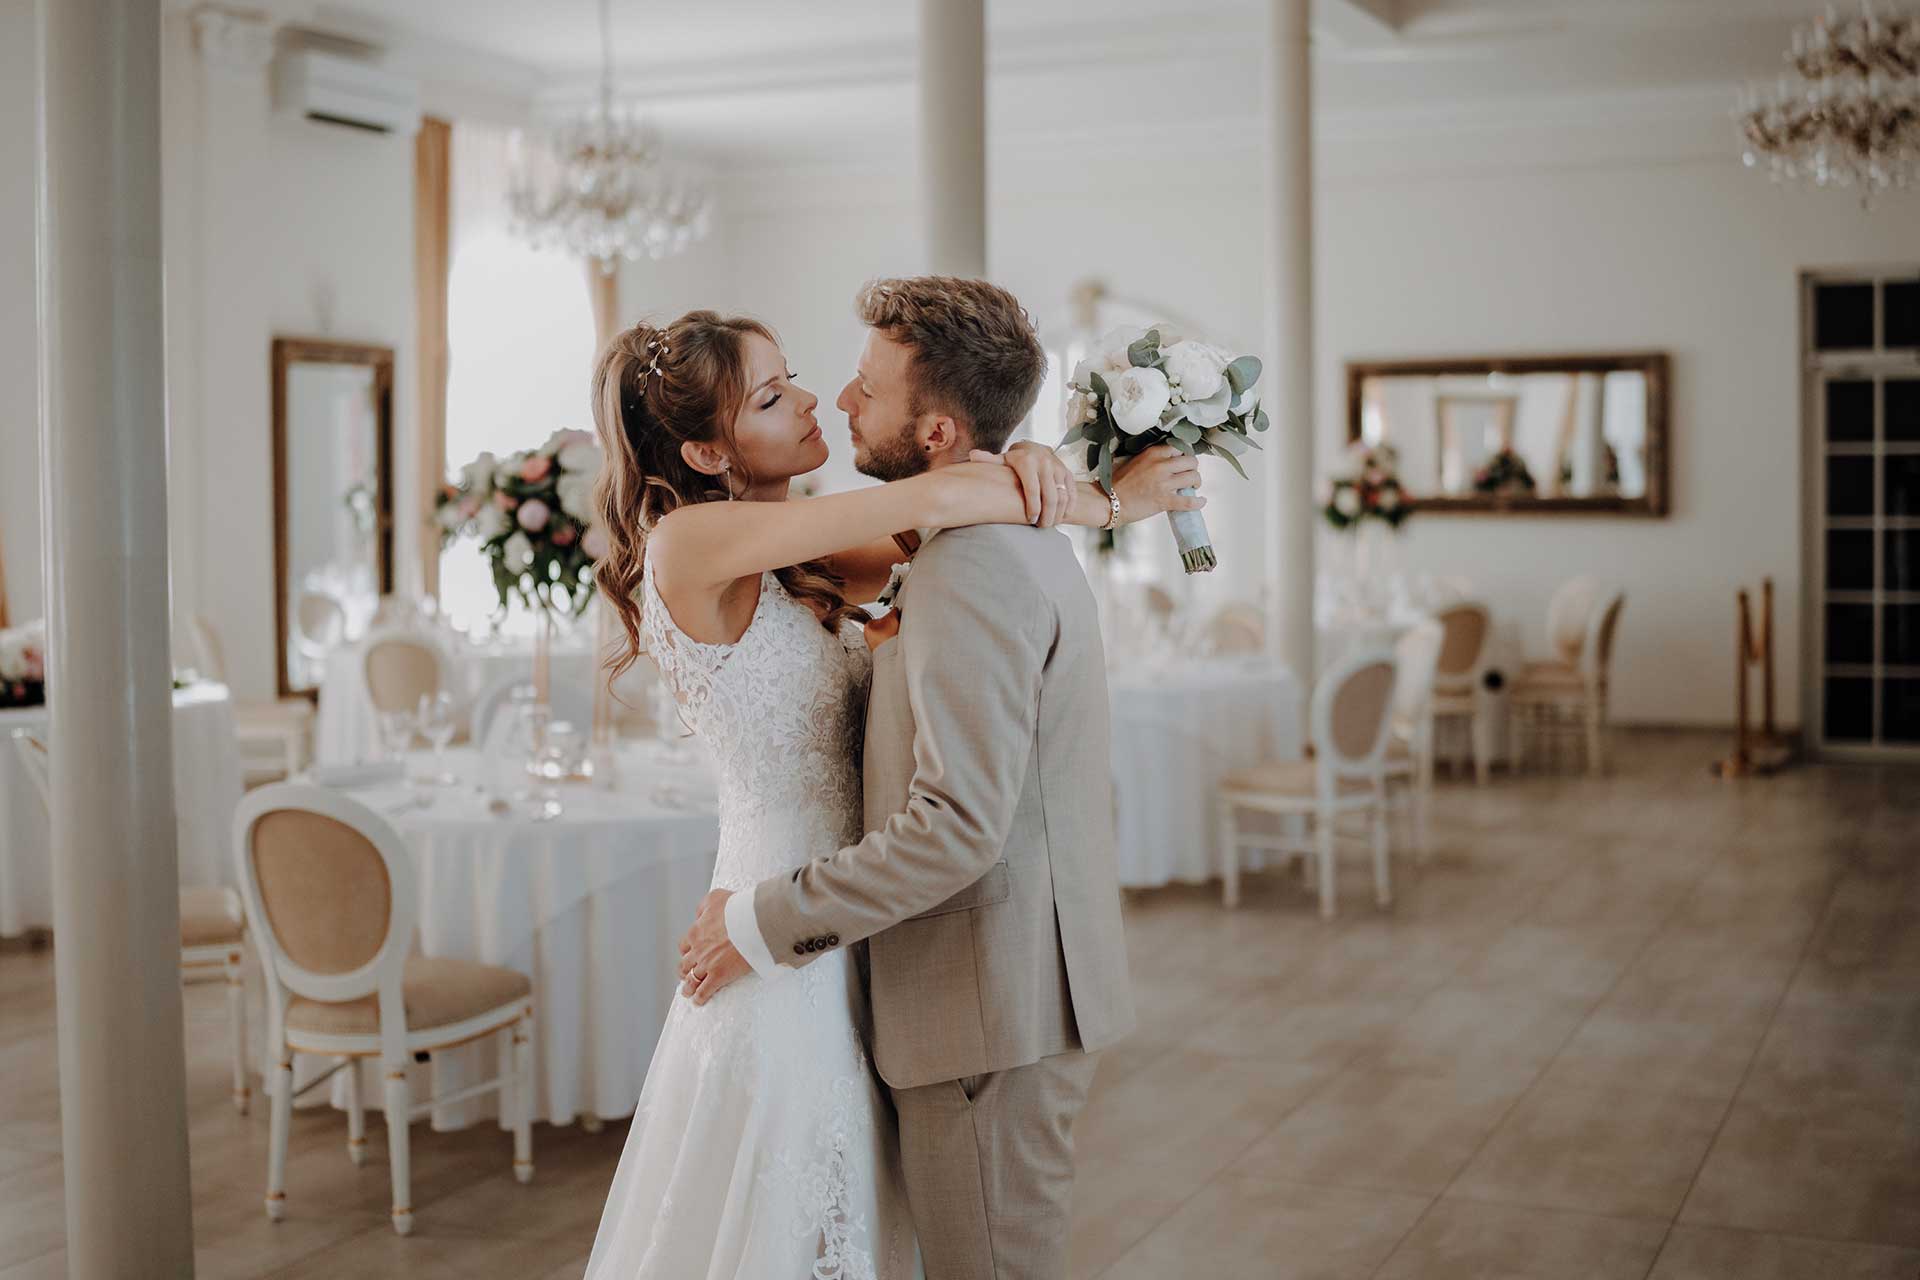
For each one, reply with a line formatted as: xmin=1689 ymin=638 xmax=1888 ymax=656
xmin=677 ymin=889 xmax=749 ymax=1005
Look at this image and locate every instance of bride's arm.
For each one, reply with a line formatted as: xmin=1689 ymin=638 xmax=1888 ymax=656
xmin=823 ymin=443 xmax=1208 ymax=604
xmin=646 ymin=462 xmax=1098 ymax=598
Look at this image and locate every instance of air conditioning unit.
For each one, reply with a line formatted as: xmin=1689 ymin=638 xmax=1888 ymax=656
xmin=276 ymin=50 xmax=420 ymax=137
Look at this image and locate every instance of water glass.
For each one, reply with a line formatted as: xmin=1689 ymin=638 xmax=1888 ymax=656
xmin=417 ymin=690 xmax=458 ymax=784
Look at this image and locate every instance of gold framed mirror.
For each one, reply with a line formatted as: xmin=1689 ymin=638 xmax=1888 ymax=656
xmin=1345 ymin=353 xmax=1671 ymax=515
xmin=270 ymin=338 xmax=395 ymax=699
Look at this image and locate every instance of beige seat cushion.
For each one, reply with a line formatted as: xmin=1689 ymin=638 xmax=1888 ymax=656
xmin=285 ymin=956 xmax=531 ymax=1039
xmin=1221 ymin=759 xmax=1375 ymax=797
xmin=234 ymin=700 xmax=314 ymax=730
xmin=1303 ymin=738 xmax=1410 ymax=762
xmin=179 ymin=886 xmax=244 ymax=947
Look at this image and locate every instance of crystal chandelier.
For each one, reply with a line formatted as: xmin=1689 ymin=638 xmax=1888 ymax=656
xmin=1739 ymin=3 xmax=1920 ymax=200
xmin=508 ymin=0 xmax=711 ymax=273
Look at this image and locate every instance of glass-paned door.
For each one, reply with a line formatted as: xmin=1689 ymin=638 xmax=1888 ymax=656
xmin=1807 ymin=268 xmax=1920 ymax=756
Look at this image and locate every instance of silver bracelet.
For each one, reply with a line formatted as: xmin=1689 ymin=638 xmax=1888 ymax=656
xmin=1098 ymin=483 xmax=1122 ymax=530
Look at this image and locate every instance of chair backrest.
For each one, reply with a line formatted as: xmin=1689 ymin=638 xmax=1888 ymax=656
xmin=1202 ymin=603 xmax=1266 ymax=657
xmin=187 ymin=615 xmax=228 ymax=684
xmin=295 ymin=592 xmax=348 ymax=650
xmin=1312 ymin=648 xmax=1399 ymax=779
xmin=361 ymin=631 xmax=445 ymax=714
xmin=1545 ymin=574 xmax=1600 ymax=664
xmin=232 ymin=784 xmax=415 ymax=1052
xmin=1585 ymin=590 xmax=1626 ymax=680
xmin=1432 ymin=602 xmax=1490 ymax=685
xmin=11 ymin=730 xmax=49 ymax=811
xmin=1391 ymin=617 xmax=1445 ymax=735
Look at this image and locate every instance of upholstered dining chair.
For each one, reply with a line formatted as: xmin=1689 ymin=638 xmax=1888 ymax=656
xmin=189 ymin=614 xmax=312 ymax=783
xmin=1384 ymin=618 xmax=1445 ymax=863
xmin=233 ymin=784 xmax=535 ymax=1236
xmin=1216 ymin=649 xmax=1398 ymax=919
xmin=1430 ymin=602 xmax=1494 ymax=785
xmin=1511 ymin=588 xmax=1626 ymax=776
xmin=359 ymin=630 xmax=447 ymax=716
xmin=294 ymin=592 xmax=349 ymax=660
xmin=1201 ymin=603 xmax=1267 ymax=657
xmin=12 ymin=729 xmax=251 ymax=1113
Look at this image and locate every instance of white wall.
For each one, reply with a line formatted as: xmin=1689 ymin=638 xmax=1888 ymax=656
xmin=676 ymin=97 xmax=1920 ymax=727
xmin=0 ymin=0 xmax=41 ymax=626
xmin=163 ymin=12 xmax=416 ymax=700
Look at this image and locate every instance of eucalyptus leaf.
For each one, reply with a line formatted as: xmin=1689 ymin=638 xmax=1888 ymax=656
xmin=1088 ymin=370 xmax=1110 ymax=398
xmin=1058 ymin=423 xmax=1087 ymax=448
xmin=1097 ymin=447 xmax=1115 ymax=492
xmin=1127 ymin=330 xmax=1162 ymax=368
xmin=1213 ymin=447 xmax=1250 ymax=480
xmin=1224 ymin=356 xmax=1262 ymax=395
xmin=1253 ymin=408 xmax=1270 ymax=433
xmin=1170 ymin=436 xmax=1195 ymax=457
xmin=1170 ymin=422 xmax=1202 ymax=445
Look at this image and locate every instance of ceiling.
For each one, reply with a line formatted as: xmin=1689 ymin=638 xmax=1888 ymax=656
xmin=292 ymin=0 xmax=1822 ymax=163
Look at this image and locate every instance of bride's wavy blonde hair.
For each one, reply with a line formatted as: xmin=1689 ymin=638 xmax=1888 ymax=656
xmin=591 ymin=311 xmax=865 ymax=684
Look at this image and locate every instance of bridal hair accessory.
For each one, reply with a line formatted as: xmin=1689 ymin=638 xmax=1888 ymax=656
xmin=642 ymin=335 xmax=671 ymax=382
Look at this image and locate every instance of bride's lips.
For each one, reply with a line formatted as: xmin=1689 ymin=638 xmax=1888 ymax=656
xmin=801 ymin=423 xmax=823 ymax=444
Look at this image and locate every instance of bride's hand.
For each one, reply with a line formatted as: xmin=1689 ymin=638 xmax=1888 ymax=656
xmin=965 ymin=441 xmax=1077 ymax=528
xmin=1112 ymin=444 xmax=1205 ymax=523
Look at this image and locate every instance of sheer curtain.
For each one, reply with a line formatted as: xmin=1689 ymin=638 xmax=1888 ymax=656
xmin=439 ymin=121 xmax=598 ymax=633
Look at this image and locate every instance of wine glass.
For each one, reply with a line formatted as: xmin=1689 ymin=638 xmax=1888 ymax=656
xmin=417 ymin=691 xmax=457 ymax=785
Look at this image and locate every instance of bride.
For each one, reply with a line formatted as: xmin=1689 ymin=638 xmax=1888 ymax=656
xmin=580 ymin=309 xmax=1199 ymax=1277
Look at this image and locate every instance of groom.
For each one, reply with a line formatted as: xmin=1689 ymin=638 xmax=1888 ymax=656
xmin=677 ymin=275 xmax=1134 ymax=1278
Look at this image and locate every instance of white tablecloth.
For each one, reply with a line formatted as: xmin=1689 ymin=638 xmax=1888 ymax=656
xmin=308 ymin=742 xmax=720 ymax=1130
xmin=1108 ymin=658 xmax=1302 ymax=889
xmin=314 ymin=638 xmax=601 ymax=766
xmin=0 ymin=682 xmax=244 ymax=937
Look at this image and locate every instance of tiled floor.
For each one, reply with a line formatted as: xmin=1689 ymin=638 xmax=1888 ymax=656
xmin=1 ymin=731 xmax=1915 ymax=1278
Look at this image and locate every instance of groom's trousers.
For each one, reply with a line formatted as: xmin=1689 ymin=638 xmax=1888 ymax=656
xmin=890 ymin=1050 xmax=1101 ymax=1280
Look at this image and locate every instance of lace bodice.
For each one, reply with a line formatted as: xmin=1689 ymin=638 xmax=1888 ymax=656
xmin=641 ymin=558 xmax=871 ymax=888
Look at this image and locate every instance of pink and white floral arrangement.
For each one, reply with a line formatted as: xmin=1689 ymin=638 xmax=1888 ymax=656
xmin=1321 ymin=441 xmax=1410 ymax=531
xmin=0 ymin=620 xmax=46 ymax=709
xmin=436 ymin=430 xmax=608 ymax=618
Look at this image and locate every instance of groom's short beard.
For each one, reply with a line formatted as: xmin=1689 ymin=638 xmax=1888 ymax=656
xmin=854 ymin=419 xmax=930 ymax=483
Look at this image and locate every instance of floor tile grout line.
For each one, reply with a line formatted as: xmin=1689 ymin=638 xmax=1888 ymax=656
xmin=1637 ymin=856 xmax=1854 ymax=1278
xmin=1362 ymin=820 xmax=1724 ymax=1280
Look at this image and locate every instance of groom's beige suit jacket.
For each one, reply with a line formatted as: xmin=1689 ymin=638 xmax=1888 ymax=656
xmin=749 ymin=522 xmax=1135 ymax=1090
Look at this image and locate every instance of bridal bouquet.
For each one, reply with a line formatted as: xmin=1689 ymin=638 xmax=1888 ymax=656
xmin=436 ymin=430 xmax=608 ymax=617
xmin=1322 ymin=442 xmax=1410 ymax=530
xmin=1060 ymin=327 xmax=1266 ymax=573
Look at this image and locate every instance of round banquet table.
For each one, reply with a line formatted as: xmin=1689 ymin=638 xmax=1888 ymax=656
xmin=0 ymin=681 xmax=243 ymax=938
xmin=314 ymin=636 xmax=602 ymax=766
xmin=1107 ymin=657 xmax=1303 ymax=889
xmin=301 ymin=741 xmax=721 ymax=1131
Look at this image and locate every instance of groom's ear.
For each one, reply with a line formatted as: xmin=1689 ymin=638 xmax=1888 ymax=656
xmin=916 ymin=412 xmax=964 ymax=457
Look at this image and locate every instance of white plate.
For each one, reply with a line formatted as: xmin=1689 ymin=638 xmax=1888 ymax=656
xmin=307 ymin=761 xmax=406 ymax=789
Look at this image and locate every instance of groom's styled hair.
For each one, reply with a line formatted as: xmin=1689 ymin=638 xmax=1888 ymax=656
xmin=854 ymin=276 xmax=1047 ymax=453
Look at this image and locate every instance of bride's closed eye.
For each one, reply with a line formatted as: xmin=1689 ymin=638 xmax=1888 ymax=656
xmin=759 ymin=371 xmax=797 ymax=411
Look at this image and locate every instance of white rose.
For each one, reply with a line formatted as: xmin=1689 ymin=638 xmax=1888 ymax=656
xmin=558 ymin=440 xmax=601 ymax=473
xmin=1181 ymin=384 xmax=1233 ymax=428
xmin=474 ymin=504 xmax=511 ymax=542
xmin=1108 ymin=366 xmax=1172 ymax=435
xmin=1160 ymin=341 xmax=1228 ymax=402
xmin=557 ymin=473 xmax=594 ymax=521
xmin=1334 ymin=486 xmax=1362 ymax=517
xmin=503 ymin=532 xmax=535 ymax=571
xmin=460 ymin=451 xmax=497 ymax=495
xmin=1202 ymin=427 xmax=1249 ymax=456
xmin=1064 ymin=389 xmax=1096 ymax=430
xmin=1071 ymin=346 xmax=1132 ymax=389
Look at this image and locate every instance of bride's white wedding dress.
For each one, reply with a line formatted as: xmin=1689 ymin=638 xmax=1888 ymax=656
xmin=584 ymin=560 xmax=915 ymax=1279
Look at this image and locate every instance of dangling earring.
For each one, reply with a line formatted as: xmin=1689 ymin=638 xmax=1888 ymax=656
xmin=722 ymin=460 xmax=735 ymax=501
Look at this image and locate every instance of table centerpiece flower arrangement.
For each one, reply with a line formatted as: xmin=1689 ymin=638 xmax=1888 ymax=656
xmin=1059 ymin=326 xmax=1266 ymax=573
xmin=436 ymin=430 xmax=608 ymax=620
xmin=0 ymin=621 xmax=45 ymax=709
xmin=1473 ymin=447 xmax=1537 ymax=496
xmin=1320 ymin=441 xmax=1410 ymax=531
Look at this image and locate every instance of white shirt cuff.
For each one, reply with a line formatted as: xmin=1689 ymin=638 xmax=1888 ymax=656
xmin=723 ymin=887 xmax=779 ymax=978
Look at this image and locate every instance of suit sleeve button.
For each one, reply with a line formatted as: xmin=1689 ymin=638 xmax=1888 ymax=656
xmin=826 ymin=934 xmax=840 ymax=946
xmin=793 ymin=943 xmax=806 ymax=956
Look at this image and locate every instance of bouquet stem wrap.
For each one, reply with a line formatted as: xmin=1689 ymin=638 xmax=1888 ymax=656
xmin=1168 ymin=487 xmax=1215 ymax=573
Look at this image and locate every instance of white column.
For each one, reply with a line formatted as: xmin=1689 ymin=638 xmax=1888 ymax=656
xmin=917 ymin=0 xmax=986 ymax=276
xmin=1264 ymin=0 xmax=1316 ymax=677
xmin=36 ymin=0 xmax=195 ymax=1274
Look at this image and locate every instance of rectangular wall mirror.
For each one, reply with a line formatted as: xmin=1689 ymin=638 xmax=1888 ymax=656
xmin=271 ymin=338 xmax=394 ymax=699
xmin=1346 ymin=353 xmax=1670 ymax=515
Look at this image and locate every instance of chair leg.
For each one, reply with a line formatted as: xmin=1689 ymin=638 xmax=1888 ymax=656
xmin=1471 ymin=707 xmax=1491 ymax=785
xmin=227 ymin=959 xmax=249 ymax=1115
xmin=1315 ymin=806 xmax=1337 ymax=920
xmin=344 ymin=1057 xmax=367 ymax=1166
xmin=513 ymin=1012 xmax=535 ymax=1184
xmin=1218 ymin=796 xmax=1241 ymax=908
xmin=385 ymin=1064 xmax=413 ymax=1236
xmin=1585 ymin=696 xmax=1604 ymax=777
xmin=1371 ymin=791 xmax=1392 ymax=909
xmin=265 ymin=1052 xmax=292 ymax=1221
xmin=1414 ymin=759 xmax=1433 ymax=865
